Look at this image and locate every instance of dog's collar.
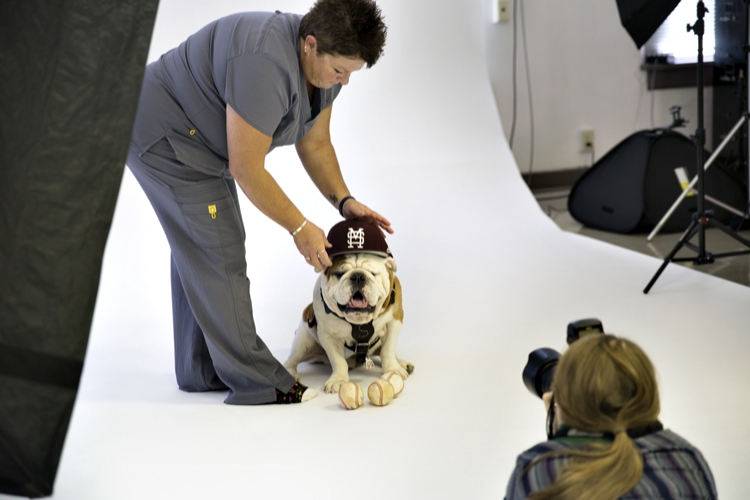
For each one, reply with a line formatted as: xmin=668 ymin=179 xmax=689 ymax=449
xmin=320 ymin=283 xmax=396 ymax=365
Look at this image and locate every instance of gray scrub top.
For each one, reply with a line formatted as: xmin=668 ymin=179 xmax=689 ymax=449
xmin=131 ymin=11 xmax=342 ymax=175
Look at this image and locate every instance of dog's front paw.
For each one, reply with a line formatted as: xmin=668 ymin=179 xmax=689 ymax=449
xmin=399 ymin=359 xmax=414 ymax=375
xmin=324 ymin=375 xmax=349 ymax=394
xmin=382 ymin=360 xmax=410 ymax=380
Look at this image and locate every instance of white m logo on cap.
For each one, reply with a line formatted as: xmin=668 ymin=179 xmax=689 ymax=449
xmin=347 ymin=227 xmax=365 ymax=249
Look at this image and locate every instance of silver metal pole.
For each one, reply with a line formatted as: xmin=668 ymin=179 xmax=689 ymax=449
xmin=705 ymin=194 xmax=750 ymax=218
xmin=647 ymin=113 xmax=748 ymax=241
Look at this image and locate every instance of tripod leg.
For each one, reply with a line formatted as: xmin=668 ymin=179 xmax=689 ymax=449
xmin=707 ymin=218 xmax=750 ymax=249
xmin=644 ymin=219 xmax=699 ymax=294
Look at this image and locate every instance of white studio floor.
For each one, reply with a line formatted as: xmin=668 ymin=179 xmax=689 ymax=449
xmin=29 ymin=156 xmax=750 ymax=500
xmin=6 ymin=1 xmax=750 ymax=499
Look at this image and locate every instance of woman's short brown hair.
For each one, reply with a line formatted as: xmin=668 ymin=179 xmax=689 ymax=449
xmin=300 ymin=0 xmax=387 ymax=67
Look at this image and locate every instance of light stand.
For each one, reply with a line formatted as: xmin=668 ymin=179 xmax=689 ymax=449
xmin=647 ymin=112 xmax=750 ymax=240
xmin=747 ymin=0 xmax=750 ymax=213
xmin=644 ymin=0 xmax=750 ymax=294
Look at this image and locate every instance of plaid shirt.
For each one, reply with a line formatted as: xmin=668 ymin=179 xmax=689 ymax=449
xmin=505 ymin=429 xmax=717 ymax=499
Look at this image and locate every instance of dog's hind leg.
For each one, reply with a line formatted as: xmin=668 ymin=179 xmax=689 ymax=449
xmin=283 ymin=322 xmax=320 ymax=382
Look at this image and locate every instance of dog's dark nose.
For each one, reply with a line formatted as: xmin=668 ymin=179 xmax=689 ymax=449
xmin=350 ymin=272 xmax=366 ymax=286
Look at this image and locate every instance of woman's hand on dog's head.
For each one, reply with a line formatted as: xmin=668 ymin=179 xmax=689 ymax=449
xmin=341 ymin=199 xmax=394 ymax=235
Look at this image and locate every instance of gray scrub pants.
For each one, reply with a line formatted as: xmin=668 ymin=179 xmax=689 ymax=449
xmin=126 ymin=138 xmax=296 ymax=404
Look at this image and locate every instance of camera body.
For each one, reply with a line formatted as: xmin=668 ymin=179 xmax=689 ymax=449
xmin=522 ymin=318 xmax=604 ymax=398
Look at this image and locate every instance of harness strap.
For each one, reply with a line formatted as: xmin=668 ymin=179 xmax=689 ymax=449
xmin=319 ymin=283 xmax=397 ymax=364
xmin=346 ymin=337 xmax=382 ymax=365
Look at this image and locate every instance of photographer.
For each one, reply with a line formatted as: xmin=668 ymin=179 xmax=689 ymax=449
xmin=506 ymin=334 xmax=717 ymax=500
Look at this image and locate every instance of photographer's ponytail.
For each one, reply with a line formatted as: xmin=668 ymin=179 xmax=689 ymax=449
xmin=526 ymin=431 xmax=642 ymax=500
xmin=524 ymin=335 xmax=660 ymax=500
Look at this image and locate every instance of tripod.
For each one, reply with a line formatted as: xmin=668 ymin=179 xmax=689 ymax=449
xmin=644 ymin=0 xmax=750 ymax=294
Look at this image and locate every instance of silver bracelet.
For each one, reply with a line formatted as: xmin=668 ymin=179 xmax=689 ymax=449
xmin=290 ymin=218 xmax=307 ymax=236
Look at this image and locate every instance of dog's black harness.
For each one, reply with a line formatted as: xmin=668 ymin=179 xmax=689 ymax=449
xmin=319 ymin=285 xmax=396 ymax=365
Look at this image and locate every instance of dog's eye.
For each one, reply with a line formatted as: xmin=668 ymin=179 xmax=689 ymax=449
xmin=333 ymin=271 xmax=345 ymax=279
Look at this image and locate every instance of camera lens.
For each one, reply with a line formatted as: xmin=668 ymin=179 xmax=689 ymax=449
xmin=522 ymin=348 xmax=561 ymax=398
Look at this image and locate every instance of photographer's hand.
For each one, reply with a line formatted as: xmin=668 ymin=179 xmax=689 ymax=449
xmin=543 ymin=392 xmax=554 ymax=411
xmin=543 ymin=392 xmax=563 ymax=436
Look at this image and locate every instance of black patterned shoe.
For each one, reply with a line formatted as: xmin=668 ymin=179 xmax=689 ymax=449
xmin=274 ymin=382 xmax=318 ymax=404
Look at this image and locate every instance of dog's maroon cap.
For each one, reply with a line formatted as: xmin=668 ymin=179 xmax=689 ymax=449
xmin=327 ymin=218 xmax=391 ymax=258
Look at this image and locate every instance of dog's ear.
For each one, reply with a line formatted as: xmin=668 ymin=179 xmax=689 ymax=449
xmin=323 ymin=262 xmax=337 ymax=277
xmin=385 ymin=256 xmax=397 ymax=273
xmin=303 ymin=303 xmax=316 ymax=328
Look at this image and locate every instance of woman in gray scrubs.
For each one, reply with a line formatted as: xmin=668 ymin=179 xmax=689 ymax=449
xmin=126 ymin=0 xmax=389 ymax=404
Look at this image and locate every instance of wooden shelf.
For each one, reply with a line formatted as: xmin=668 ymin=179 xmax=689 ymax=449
xmin=640 ymin=62 xmax=715 ymax=89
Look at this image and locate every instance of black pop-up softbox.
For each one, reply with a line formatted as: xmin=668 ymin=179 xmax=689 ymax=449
xmin=0 ymin=0 xmax=158 ymax=496
xmin=568 ymin=130 xmax=746 ymax=233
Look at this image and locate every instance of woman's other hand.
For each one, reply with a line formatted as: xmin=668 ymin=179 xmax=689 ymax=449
xmin=293 ymin=220 xmax=332 ymax=271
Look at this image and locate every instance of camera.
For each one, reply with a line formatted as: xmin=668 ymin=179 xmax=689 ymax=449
xmin=522 ymin=318 xmax=604 ymax=398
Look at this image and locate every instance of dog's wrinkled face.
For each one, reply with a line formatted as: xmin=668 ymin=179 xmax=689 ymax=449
xmin=322 ymin=254 xmax=395 ymax=324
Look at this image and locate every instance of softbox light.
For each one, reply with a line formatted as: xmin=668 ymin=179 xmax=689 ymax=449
xmin=616 ymin=0 xmax=682 ymax=48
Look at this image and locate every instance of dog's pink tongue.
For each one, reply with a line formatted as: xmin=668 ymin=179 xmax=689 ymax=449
xmin=347 ymin=298 xmax=369 ymax=309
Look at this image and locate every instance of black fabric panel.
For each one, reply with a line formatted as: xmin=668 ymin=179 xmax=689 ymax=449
xmin=0 ymin=344 xmax=83 ymax=390
xmin=0 ymin=0 xmax=159 ymax=497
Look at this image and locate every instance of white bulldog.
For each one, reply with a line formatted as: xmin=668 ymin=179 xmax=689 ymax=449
xmin=284 ymin=219 xmax=413 ymax=393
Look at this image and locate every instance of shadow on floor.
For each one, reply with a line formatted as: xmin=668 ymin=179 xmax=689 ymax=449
xmin=534 ymin=188 xmax=750 ymax=288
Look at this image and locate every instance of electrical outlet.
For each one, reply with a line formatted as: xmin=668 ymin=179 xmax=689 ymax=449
xmin=493 ymin=0 xmax=511 ymax=23
xmin=580 ymin=129 xmax=594 ymax=152
xmin=498 ymin=0 xmax=511 ymax=22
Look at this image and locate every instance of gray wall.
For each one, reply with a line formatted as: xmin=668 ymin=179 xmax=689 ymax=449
xmin=484 ymin=0 xmax=712 ymax=175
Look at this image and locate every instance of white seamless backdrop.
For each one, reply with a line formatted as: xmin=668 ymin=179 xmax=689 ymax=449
xmin=8 ymin=1 xmax=749 ymax=499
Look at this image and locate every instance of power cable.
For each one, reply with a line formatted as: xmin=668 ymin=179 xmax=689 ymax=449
xmin=650 ymin=60 xmax=658 ymax=128
xmin=509 ymin=0 xmax=518 ymax=149
xmin=519 ymin=0 xmax=535 ymax=186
